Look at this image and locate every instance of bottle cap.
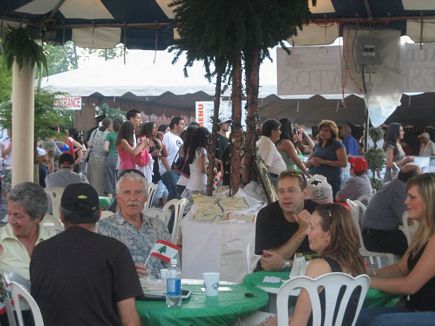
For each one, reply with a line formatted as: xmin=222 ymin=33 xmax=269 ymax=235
xmin=170 ymin=258 xmax=177 ymax=265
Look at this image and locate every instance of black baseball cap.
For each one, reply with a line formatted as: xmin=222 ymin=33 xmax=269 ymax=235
xmin=61 ymin=184 xmax=99 ymax=217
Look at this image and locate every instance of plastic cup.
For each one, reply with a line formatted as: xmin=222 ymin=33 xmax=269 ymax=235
xmin=202 ymin=272 xmax=220 ymax=296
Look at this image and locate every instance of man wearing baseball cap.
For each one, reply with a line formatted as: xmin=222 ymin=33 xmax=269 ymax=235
xmin=418 ymin=132 xmax=435 ymax=156
xmin=30 ymin=183 xmax=142 ymax=326
xmin=336 ymin=156 xmax=373 ymax=202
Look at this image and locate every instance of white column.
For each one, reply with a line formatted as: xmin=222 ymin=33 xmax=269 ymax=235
xmin=11 ymin=61 xmax=35 ymax=186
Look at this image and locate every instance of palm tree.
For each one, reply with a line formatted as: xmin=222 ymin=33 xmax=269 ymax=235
xmin=171 ymin=0 xmax=315 ymax=193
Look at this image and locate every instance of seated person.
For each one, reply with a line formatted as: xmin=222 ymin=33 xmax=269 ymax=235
xmin=31 ymin=183 xmax=141 ymax=326
xmin=262 ymin=203 xmax=366 ymax=325
xmin=255 ymin=170 xmax=317 ymax=272
xmin=361 ymin=164 xmax=421 ymax=256
xmin=45 ymin=153 xmax=89 ymax=188
xmin=96 ymin=169 xmax=170 ymax=278
xmin=336 ymin=156 xmax=373 ymax=202
xmin=0 ymin=182 xmax=55 ymax=280
xmin=357 ymin=173 xmax=435 ymax=325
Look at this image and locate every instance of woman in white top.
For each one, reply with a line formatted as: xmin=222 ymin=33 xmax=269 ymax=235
xmin=181 ymin=127 xmax=210 ymax=213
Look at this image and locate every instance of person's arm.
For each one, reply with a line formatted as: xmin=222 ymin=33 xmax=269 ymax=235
xmin=199 ymin=152 xmax=206 ymax=174
xmin=103 ymin=140 xmax=110 ymax=152
xmin=372 ymin=236 xmax=435 ymax=294
xmin=259 ymin=210 xmax=311 ymax=271
xmin=279 ymin=140 xmax=309 ymax=175
xmin=116 ymin=297 xmax=140 ymax=326
xmin=119 ymin=139 xmax=145 ymax=156
xmin=316 ymin=147 xmax=347 ymax=168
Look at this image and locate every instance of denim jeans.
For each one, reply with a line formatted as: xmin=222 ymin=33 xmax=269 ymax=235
xmin=357 ymin=306 xmax=435 ymax=326
xmin=161 ymin=171 xmax=181 ymax=200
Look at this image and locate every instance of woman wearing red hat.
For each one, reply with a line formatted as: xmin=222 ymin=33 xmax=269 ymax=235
xmin=336 ymin=156 xmax=373 ymax=202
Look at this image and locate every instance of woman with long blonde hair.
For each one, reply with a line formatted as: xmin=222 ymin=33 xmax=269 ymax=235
xmin=357 ymin=173 xmax=435 ymax=325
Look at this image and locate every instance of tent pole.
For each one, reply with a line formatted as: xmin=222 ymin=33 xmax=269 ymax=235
xmin=364 ymin=103 xmax=369 ymax=152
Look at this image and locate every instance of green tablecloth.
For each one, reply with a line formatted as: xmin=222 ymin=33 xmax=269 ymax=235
xmin=136 ymin=282 xmax=269 ymax=326
xmin=98 ymin=196 xmax=112 ymax=209
xmin=243 ymin=272 xmax=399 ymax=308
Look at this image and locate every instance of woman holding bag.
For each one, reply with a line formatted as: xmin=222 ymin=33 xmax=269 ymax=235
xmin=116 ymin=121 xmax=147 ymax=176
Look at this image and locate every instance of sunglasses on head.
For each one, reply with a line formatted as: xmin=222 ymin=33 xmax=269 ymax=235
xmin=118 ymin=169 xmax=145 ymax=179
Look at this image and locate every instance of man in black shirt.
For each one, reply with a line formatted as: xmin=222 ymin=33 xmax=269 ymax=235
xmin=255 ymin=170 xmax=317 ymax=271
xmin=30 ymin=183 xmax=142 ymax=326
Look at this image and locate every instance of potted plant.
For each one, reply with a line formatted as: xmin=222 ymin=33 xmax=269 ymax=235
xmin=364 ymin=127 xmax=386 ymax=190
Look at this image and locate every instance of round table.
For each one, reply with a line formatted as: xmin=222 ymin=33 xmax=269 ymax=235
xmin=243 ymin=271 xmax=399 ymax=308
xmin=136 ymin=280 xmax=269 ymax=326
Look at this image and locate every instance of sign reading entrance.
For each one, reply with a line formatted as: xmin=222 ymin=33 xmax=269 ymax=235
xmin=54 ymin=96 xmax=82 ymax=110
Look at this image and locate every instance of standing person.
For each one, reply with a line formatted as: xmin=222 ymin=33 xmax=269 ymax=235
xmin=256 ymin=119 xmax=287 ymax=185
xmin=65 ymin=128 xmax=84 ymax=172
xmin=418 ymin=132 xmax=435 ymax=157
xmin=176 ymin=126 xmax=198 ymax=196
xmin=357 ymin=173 xmax=435 ymax=325
xmin=306 ymin=120 xmax=347 ymax=197
xmin=277 ymin=117 xmax=309 ymax=176
xmin=103 ymin=118 xmax=122 ymax=197
xmin=341 ymin=124 xmax=360 ymax=156
xmin=383 ymin=122 xmax=414 ymax=182
xmin=136 ymin=124 xmax=153 ymax=184
xmin=87 ymin=118 xmax=112 ymax=195
xmin=160 ymin=117 xmax=185 ymax=200
xmin=262 ymin=203 xmax=366 ymax=326
xmin=126 ymin=109 xmax=143 ymax=143
xmin=181 ymin=127 xmax=210 ymax=212
xmin=30 ymin=183 xmax=142 ymax=326
xmin=216 ymin=118 xmax=231 ymax=160
xmin=116 ymin=121 xmax=147 ymax=175
xmin=142 ymin=122 xmax=167 ymax=187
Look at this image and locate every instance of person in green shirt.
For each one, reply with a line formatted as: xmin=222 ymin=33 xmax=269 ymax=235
xmin=103 ymin=118 xmax=122 ymax=197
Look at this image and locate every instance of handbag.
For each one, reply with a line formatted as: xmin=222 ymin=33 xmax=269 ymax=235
xmin=135 ymin=147 xmax=151 ymax=167
xmin=171 ymin=148 xmax=190 ymax=177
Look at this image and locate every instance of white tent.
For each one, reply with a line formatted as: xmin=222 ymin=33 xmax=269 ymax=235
xmin=40 ymin=50 xmax=278 ymax=98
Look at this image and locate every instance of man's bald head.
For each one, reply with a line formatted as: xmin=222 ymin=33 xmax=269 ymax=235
xmin=398 ymin=163 xmax=421 ymax=183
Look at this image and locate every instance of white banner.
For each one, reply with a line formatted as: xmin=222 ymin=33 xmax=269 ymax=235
xmin=195 ymin=101 xmax=246 ymax=131
xmin=53 ymin=96 xmax=82 ymax=110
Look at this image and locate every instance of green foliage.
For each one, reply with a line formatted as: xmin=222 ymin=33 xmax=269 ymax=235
xmin=0 ymin=90 xmax=73 ymax=141
xmin=2 ymin=26 xmax=47 ymax=75
xmin=0 ymin=55 xmax=12 ymax=103
xmin=369 ymin=127 xmax=384 ymax=148
xmin=98 ymin=103 xmax=125 ymax=121
xmin=364 ymin=147 xmax=386 ymax=190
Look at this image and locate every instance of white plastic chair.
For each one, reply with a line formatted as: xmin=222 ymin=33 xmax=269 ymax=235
xmin=356 ymin=192 xmax=373 ymax=206
xmin=145 ymin=183 xmax=157 ymax=208
xmin=276 ymin=273 xmax=370 ymax=326
xmin=162 ymin=198 xmax=188 ymax=244
xmin=41 ymin=214 xmax=64 ymax=233
xmin=399 ymin=211 xmax=419 ymax=246
xmin=9 ymin=281 xmax=44 ymax=326
xmin=44 ymin=187 xmax=65 ymax=219
xmin=346 ymin=199 xmax=396 ymax=267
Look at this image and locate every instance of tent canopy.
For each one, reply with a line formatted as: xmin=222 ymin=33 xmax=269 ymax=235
xmin=2 ymin=1 xmax=435 ymax=50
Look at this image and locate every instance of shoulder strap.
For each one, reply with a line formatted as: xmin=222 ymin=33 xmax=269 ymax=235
xmin=323 ymin=257 xmax=342 ymax=272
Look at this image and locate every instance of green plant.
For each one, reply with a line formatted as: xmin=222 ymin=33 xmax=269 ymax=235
xmin=369 ymin=126 xmax=384 ymax=149
xmin=2 ymin=26 xmax=47 ymax=74
xmin=365 ymin=127 xmax=386 ymax=190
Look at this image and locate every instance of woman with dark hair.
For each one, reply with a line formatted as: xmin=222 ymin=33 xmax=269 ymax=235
xmin=262 ymin=203 xmax=366 ymax=326
xmin=140 ymin=122 xmax=168 ymax=187
xmin=176 ymin=126 xmax=198 ymax=195
xmin=103 ymin=118 xmax=122 ymax=196
xmin=256 ymin=119 xmax=287 ymax=184
xmin=306 ymin=120 xmax=347 ymax=197
xmin=65 ymin=127 xmax=84 ymax=172
xmin=277 ymin=117 xmax=309 ymax=176
xmin=181 ymin=127 xmax=210 ymax=211
xmin=383 ymin=122 xmax=414 ymax=182
xmin=116 ymin=121 xmax=147 ymax=175
xmin=357 ymin=173 xmax=435 ymax=325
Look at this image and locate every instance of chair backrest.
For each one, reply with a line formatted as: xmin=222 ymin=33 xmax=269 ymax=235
xmin=276 ymin=273 xmax=370 ymax=326
xmin=145 ymin=183 xmax=157 ymax=208
xmin=356 ymin=192 xmax=373 ymax=206
xmin=44 ymin=187 xmax=65 ymax=219
xmin=162 ymin=198 xmax=188 ymax=243
xmin=9 ymin=281 xmax=44 ymax=326
xmin=41 ymin=214 xmax=64 ymax=233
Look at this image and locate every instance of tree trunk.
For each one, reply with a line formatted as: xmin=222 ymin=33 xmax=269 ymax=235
xmin=242 ymin=49 xmax=260 ymax=184
xmin=206 ymin=71 xmax=223 ymax=195
xmin=230 ymin=56 xmax=243 ymax=194
xmin=12 ymin=61 xmax=35 ymax=186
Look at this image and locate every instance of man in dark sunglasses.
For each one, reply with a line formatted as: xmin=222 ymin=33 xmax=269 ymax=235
xmin=255 ymin=170 xmax=317 ymax=272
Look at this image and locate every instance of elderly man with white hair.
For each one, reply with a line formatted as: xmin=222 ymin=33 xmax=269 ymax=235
xmin=96 ymin=169 xmax=170 ymax=278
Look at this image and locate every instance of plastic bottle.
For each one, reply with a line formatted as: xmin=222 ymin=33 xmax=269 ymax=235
xmin=166 ymin=258 xmax=182 ymax=307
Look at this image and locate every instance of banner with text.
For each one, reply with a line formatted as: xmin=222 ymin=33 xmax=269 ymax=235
xmin=195 ymin=101 xmax=247 ymax=131
xmin=54 ymin=96 xmax=82 ymax=110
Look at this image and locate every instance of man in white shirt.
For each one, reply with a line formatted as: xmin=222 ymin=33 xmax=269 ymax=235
xmin=257 ymin=119 xmax=287 ymax=184
xmin=418 ymin=132 xmax=435 ymax=156
xmin=45 ymin=153 xmax=89 ymax=188
xmin=160 ymin=116 xmax=185 ymax=200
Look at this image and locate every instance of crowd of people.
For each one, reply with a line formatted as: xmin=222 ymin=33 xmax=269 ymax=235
xmin=0 ymin=112 xmax=434 ymax=325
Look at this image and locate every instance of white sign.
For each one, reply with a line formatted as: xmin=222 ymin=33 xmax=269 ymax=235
xmin=195 ymin=101 xmax=247 ymax=131
xmin=54 ymin=96 xmax=82 ymax=110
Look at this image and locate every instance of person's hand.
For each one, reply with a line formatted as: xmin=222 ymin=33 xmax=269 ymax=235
xmin=260 ymin=250 xmax=286 ymax=271
xmin=294 ymin=209 xmax=311 ymax=232
xmin=308 ymin=157 xmax=320 ymax=167
xmin=403 ymin=156 xmax=414 ymax=164
xmin=259 ymin=315 xmax=277 ymax=326
xmin=135 ymin=263 xmax=150 ymax=278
